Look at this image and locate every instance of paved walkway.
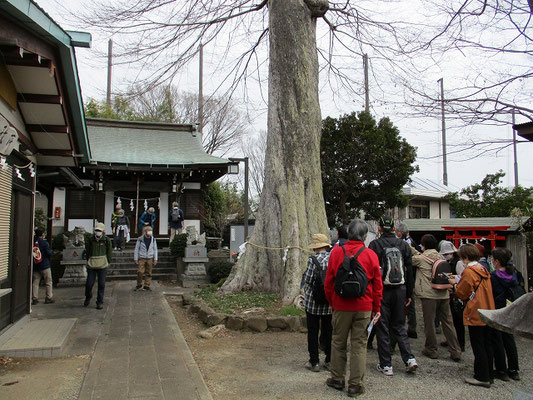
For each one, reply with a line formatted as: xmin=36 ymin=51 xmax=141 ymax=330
xmin=78 ymin=281 xmax=212 ymax=400
xmin=28 ymin=281 xmax=211 ymax=400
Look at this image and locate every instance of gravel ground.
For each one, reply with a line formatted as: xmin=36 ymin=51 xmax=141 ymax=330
xmin=0 ymin=356 xmax=89 ymax=400
xmin=168 ymin=298 xmax=532 ymax=400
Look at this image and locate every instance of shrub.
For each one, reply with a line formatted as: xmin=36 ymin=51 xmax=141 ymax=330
xmin=170 ymin=233 xmax=188 ymax=257
xmin=34 ymin=208 xmax=47 ymax=232
xmin=207 ymin=261 xmax=234 ymax=284
xmin=51 ymin=233 xmax=66 ymax=252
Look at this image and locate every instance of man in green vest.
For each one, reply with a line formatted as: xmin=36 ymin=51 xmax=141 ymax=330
xmin=84 ymin=222 xmax=113 ymax=309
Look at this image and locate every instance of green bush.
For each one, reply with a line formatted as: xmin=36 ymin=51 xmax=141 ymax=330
xmin=51 ymin=233 xmax=66 ymax=252
xmin=34 ymin=208 xmax=47 ymax=232
xmin=170 ymin=233 xmax=188 ymax=257
xmin=280 ymin=306 xmax=305 ymax=316
xmin=207 ymin=261 xmax=234 ymax=284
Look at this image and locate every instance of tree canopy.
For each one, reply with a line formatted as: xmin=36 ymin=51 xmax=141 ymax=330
xmin=445 ymin=171 xmax=533 ymax=218
xmin=321 ymin=111 xmax=418 ymax=225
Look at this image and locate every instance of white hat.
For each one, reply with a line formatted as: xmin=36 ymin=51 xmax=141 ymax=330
xmin=439 ymin=241 xmax=457 ymax=255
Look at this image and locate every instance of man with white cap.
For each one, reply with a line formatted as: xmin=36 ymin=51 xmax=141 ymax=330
xmin=134 ymin=226 xmax=158 ymax=291
xmin=84 ymin=222 xmax=113 ymax=309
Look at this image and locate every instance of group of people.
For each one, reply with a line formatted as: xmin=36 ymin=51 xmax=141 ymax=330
xmin=31 ymin=202 xmax=186 ymax=309
xmin=301 ymin=216 xmax=526 ymax=397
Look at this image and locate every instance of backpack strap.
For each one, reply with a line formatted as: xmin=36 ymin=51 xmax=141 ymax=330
xmin=340 ymin=245 xmax=365 ymax=259
xmin=310 ymin=255 xmax=321 ymax=270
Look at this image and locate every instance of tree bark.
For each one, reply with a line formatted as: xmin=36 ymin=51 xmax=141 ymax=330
xmin=221 ymin=0 xmax=329 ymax=304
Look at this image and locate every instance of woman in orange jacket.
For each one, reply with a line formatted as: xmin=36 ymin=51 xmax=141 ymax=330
xmin=453 ymin=244 xmax=495 ymax=388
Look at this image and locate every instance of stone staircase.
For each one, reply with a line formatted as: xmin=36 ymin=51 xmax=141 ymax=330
xmin=107 ymin=247 xmax=177 ymax=281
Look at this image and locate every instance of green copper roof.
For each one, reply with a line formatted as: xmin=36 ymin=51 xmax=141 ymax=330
xmin=86 ymin=118 xmax=230 ymax=166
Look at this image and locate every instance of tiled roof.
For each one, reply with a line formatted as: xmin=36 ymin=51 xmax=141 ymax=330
xmin=403 ymin=217 xmax=530 ymax=232
xmin=86 ymin=118 xmax=230 ymax=166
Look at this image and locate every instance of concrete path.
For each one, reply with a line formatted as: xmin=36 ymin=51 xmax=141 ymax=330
xmin=77 ymin=281 xmax=212 ymax=400
xmin=26 ymin=281 xmax=211 ymax=400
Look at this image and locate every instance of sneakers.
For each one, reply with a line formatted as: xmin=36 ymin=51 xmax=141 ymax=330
xmin=31 ymin=299 xmax=39 ymax=305
xmin=135 ymin=285 xmax=143 ymax=291
xmin=377 ymin=364 xmax=393 ymax=376
xmin=323 ymin=362 xmax=331 ymax=371
xmin=113 ymin=247 xmax=118 ymax=250
xmin=84 ymin=298 xmax=90 ymax=307
xmin=464 ymin=377 xmax=491 ymax=388
xmin=305 ymin=362 xmax=320 ymax=372
xmin=325 ymin=378 xmax=345 ymax=390
xmin=406 ymin=358 xmax=418 ymax=373
xmin=44 ymin=298 xmax=55 ymax=304
xmin=96 ymin=303 xmax=104 ymax=310
xmin=143 ymin=286 xmax=152 ymax=291
xmin=347 ymin=384 xmax=365 ymax=397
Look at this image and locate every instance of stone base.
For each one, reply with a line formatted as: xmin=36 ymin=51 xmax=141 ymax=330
xmin=62 ymin=247 xmax=85 ymax=261
xmin=59 ymin=260 xmax=87 ymax=286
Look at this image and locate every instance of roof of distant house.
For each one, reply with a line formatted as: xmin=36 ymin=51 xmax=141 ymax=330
xmin=402 ymin=177 xmax=459 ymax=199
xmin=86 ymin=118 xmax=230 ymax=166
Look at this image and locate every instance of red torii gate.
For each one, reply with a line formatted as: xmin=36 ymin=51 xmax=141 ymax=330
xmin=442 ymin=226 xmax=510 ymax=250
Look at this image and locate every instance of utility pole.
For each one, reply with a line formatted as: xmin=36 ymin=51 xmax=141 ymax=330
xmin=363 ymin=54 xmax=369 ymax=112
xmin=106 ymin=39 xmax=113 ymax=107
xmin=512 ymin=111 xmax=519 ymax=187
xmin=437 ymin=78 xmax=448 ymax=186
xmin=198 ymin=43 xmax=204 ymax=137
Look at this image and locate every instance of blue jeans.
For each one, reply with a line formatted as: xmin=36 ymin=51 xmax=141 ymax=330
xmin=85 ymin=268 xmax=108 ymax=304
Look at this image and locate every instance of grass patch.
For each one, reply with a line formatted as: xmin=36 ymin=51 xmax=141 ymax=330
xmin=280 ymin=306 xmax=305 ymax=316
xmin=195 ymin=286 xmax=281 ymax=315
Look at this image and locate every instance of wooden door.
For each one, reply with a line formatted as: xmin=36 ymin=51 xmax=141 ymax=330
xmin=10 ymin=190 xmax=33 ymax=322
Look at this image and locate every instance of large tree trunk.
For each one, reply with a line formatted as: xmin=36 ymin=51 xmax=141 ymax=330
xmin=222 ymin=0 xmax=329 ymax=304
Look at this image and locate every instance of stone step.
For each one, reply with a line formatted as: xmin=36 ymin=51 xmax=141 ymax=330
xmin=107 ymin=268 xmax=177 ymax=275
xmin=111 ymin=257 xmax=175 ymax=263
xmin=107 ymin=273 xmax=177 ymax=281
xmin=108 ymin=263 xmax=175 ymax=269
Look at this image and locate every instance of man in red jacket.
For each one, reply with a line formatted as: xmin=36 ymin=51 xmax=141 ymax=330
xmin=324 ymin=219 xmax=383 ymax=397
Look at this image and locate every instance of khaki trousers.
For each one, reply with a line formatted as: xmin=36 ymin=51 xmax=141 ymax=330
xmin=170 ymin=228 xmax=183 ymax=242
xmin=137 ymin=258 xmax=154 ymax=287
xmin=330 ymin=310 xmax=371 ymax=386
xmin=420 ymin=298 xmax=462 ymax=358
xmin=32 ymin=268 xmax=53 ymax=300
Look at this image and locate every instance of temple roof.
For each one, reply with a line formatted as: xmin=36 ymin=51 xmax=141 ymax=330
xmin=86 ymin=118 xmax=230 ymax=167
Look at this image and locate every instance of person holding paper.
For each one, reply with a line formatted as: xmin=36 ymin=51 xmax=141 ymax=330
xmin=452 ymin=244 xmax=495 ymax=388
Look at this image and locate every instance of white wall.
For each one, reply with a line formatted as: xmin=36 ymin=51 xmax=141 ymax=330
xmin=52 ymin=187 xmax=66 ymax=234
xmin=104 ymin=191 xmax=114 ymax=232
xmin=429 ymin=201 xmax=441 ymax=219
xmin=159 ymin=192 xmax=168 ymax=235
xmin=440 ymin=202 xmax=451 ymax=219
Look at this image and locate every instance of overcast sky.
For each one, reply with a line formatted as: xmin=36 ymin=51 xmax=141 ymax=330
xmin=35 ymin=0 xmax=533 ymax=192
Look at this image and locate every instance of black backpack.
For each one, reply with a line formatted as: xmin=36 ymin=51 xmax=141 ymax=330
xmin=334 ymin=246 xmax=369 ymax=298
xmin=508 ymin=281 xmax=526 ymax=302
xmin=171 ymin=209 xmax=182 ymax=222
xmin=310 ymin=256 xmax=329 ymax=305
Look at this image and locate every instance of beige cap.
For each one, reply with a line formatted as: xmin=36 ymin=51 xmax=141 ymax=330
xmin=94 ymin=222 xmax=106 ymax=232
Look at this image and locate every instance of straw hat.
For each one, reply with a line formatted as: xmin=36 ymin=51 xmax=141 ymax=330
xmin=309 ymin=233 xmax=331 ymax=250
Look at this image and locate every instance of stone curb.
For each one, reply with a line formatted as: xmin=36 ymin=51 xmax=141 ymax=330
xmin=181 ymin=294 xmax=305 ymax=332
xmin=161 ymin=291 xmax=213 ymax=400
